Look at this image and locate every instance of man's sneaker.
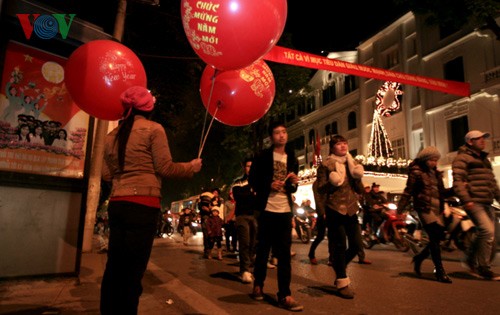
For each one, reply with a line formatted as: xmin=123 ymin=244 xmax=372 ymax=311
xmin=251 ymin=286 xmax=264 ymax=301
xmin=278 ymin=296 xmax=304 ymax=312
xmin=267 ymin=262 xmax=276 ymax=269
xmin=358 ymin=259 xmax=372 ymax=265
xmin=338 ymin=285 xmax=355 ymax=299
xmin=309 ymin=257 xmax=318 ymax=265
xmin=241 ymin=271 xmax=254 ymax=284
xmin=477 ymin=267 xmax=500 ymax=281
xmin=461 ymin=257 xmax=477 ymax=274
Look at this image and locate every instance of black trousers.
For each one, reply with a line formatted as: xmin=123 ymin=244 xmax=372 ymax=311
xmin=415 ymin=222 xmax=446 ymax=269
xmin=100 ymin=201 xmax=159 ymax=315
xmin=326 ymin=209 xmax=361 ymax=279
xmin=253 ymin=211 xmax=293 ymax=299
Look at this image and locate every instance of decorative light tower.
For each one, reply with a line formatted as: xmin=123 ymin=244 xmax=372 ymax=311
xmin=367 ymin=81 xmax=403 ymax=160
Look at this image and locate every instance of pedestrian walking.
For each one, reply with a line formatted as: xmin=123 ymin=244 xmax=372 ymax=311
xmin=100 ymin=86 xmax=202 ymax=315
xmin=315 ymin=135 xmax=364 ymax=299
xmin=397 ymin=146 xmax=453 ymax=283
xmin=224 ymin=192 xmax=238 ymax=253
xmin=179 ymin=207 xmax=196 ymax=245
xmin=198 ymin=191 xmax=214 ymax=259
xmin=248 ymin=121 xmax=303 ymax=311
xmin=206 ymin=206 xmax=224 ymax=260
xmin=231 ymin=157 xmax=258 ymax=283
xmin=452 ymin=130 xmax=500 ymax=280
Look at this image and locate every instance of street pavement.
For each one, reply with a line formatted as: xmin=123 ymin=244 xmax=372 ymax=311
xmin=1 ymin=232 xmax=500 ymax=314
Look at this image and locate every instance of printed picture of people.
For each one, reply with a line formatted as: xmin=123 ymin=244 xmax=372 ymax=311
xmin=0 ymin=42 xmax=90 ymax=178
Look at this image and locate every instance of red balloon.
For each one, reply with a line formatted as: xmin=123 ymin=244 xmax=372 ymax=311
xmin=65 ymin=40 xmax=147 ymax=120
xmin=181 ymin=0 xmax=287 ymax=70
xmin=200 ymin=60 xmax=275 ymax=126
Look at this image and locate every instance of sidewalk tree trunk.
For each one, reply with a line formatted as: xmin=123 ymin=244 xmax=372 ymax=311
xmin=82 ymin=0 xmax=127 ymax=253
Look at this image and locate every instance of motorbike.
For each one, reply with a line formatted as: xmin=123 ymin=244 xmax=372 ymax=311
xmin=294 ymin=207 xmax=314 ymax=244
xmin=362 ymin=202 xmax=411 ymax=252
xmin=404 ymin=197 xmax=476 ymax=255
xmin=157 ymin=213 xmax=174 ymax=238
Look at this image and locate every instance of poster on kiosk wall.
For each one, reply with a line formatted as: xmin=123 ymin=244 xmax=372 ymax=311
xmin=0 ymin=41 xmax=90 ymax=179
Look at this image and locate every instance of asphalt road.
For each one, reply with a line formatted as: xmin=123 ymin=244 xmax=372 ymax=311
xmin=141 ymin=233 xmax=500 ymax=314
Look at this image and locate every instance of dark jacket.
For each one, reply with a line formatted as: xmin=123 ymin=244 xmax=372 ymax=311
xmin=397 ymin=159 xmax=453 ymax=225
xmin=248 ymin=145 xmax=299 ymax=212
xmin=231 ymin=174 xmax=257 ymax=216
xmin=452 ymin=144 xmax=500 ymax=205
xmin=206 ymin=215 xmax=224 ymax=238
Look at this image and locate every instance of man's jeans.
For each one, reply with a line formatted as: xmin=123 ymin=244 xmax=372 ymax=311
xmin=236 ymin=215 xmax=258 ymax=273
xmin=467 ymin=203 xmax=496 ymax=269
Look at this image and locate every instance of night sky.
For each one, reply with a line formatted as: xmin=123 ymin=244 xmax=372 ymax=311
xmin=33 ymin=0 xmax=410 ymax=55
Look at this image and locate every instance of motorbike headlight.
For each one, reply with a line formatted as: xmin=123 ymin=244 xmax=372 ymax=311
xmin=313 ymin=213 xmax=318 ymax=218
xmin=192 ymin=222 xmax=198 ymax=227
xmin=296 ymin=208 xmax=304 ymax=215
xmin=167 ymin=217 xmax=173 ymax=222
xmin=387 ymin=203 xmax=397 ymax=210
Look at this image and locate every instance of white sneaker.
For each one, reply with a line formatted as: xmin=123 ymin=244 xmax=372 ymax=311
xmin=241 ymin=271 xmax=253 ymax=283
xmin=267 ymin=262 xmax=276 ymax=269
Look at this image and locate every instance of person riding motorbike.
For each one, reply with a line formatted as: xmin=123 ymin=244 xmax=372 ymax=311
xmin=366 ymin=183 xmax=387 ymax=238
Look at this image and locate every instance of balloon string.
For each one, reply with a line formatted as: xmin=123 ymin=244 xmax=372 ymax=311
xmin=198 ymin=69 xmax=218 ymax=158
xmin=198 ymin=105 xmax=219 ymax=158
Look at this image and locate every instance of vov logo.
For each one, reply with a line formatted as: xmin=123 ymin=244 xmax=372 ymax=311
xmin=16 ymin=14 xmax=76 ymax=40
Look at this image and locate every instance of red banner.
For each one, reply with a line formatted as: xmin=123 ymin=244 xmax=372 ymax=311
xmin=264 ymin=46 xmax=470 ymax=97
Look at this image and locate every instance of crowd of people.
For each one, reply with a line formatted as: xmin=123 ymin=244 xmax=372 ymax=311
xmin=98 ymin=88 xmax=500 ymax=315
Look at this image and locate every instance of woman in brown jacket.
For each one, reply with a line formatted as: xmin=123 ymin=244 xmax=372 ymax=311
xmin=100 ymin=86 xmax=202 ymax=315
xmin=397 ymin=146 xmax=453 ymax=283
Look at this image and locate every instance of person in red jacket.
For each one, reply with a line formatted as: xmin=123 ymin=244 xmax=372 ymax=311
xmin=206 ymin=207 xmax=224 ymax=260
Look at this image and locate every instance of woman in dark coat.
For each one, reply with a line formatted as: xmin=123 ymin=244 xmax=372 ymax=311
xmin=397 ymin=146 xmax=453 ymax=283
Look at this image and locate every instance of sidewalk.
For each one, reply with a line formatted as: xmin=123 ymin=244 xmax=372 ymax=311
xmin=0 ymin=234 xmax=180 ymax=315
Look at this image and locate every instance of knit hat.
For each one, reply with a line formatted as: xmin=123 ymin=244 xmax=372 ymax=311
xmin=120 ymin=86 xmax=155 ymax=118
xmin=198 ymin=192 xmax=214 ymax=211
xmin=465 ymin=130 xmax=490 ymax=142
xmin=416 ymin=146 xmax=441 ymax=161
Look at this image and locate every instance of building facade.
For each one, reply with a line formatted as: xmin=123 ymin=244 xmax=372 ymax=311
xmin=287 ymin=12 xmax=500 ymax=188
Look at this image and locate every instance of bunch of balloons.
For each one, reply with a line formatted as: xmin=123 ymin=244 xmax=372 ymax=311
xmin=182 ymin=0 xmax=287 ymax=126
xmin=64 ymin=0 xmax=287 ymax=126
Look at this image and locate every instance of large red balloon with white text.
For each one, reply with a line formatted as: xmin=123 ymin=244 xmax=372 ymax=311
xmin=200 ymin=60 xmax=275 ymax=126
xmin=181 ymin=0 xmax=287 ymax=70
xmin=65 ymin=40 xmax=147 ymax=120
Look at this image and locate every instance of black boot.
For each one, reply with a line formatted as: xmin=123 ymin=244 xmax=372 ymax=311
xmin=434 ymin=267 xmax=452 ymax=283
xmin=412 ymin=255 xmax=424 ymax=277
xmin=412 ymin=246 xmax=430 ymax=277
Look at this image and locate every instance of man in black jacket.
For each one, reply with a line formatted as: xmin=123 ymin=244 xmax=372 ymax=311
xmin=248 ymin=121 xmax=303 ymax=312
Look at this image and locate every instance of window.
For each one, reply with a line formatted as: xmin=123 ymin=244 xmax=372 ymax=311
xmin=444 ymin=57 xmax=465 ymax=82
xmin=344 ymin=75 xmax=356 ymax=95
xmin=347 ymin=111 xmax=357 ymax=130
xmin=406 ymin=36 xmax=417 ymax=58
xmin=332 ymin=121 xmax=338 ymax=135
xmin=306 ymin=96 xmax=315 ymax=114
xmin=308 ymin=129 xmax=315 ymax=145
xmin=391 ymin=138 xmax=405 ymax=159
xmin=322 ymin=83 xmax=336 ymax=105
xmin=385 ymin=49 xmax=399 ymax=68
xmin=325 ymin=121 xmax=338 ymax=136
xmin=449 ymin=116 xmax=468 ymax=151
